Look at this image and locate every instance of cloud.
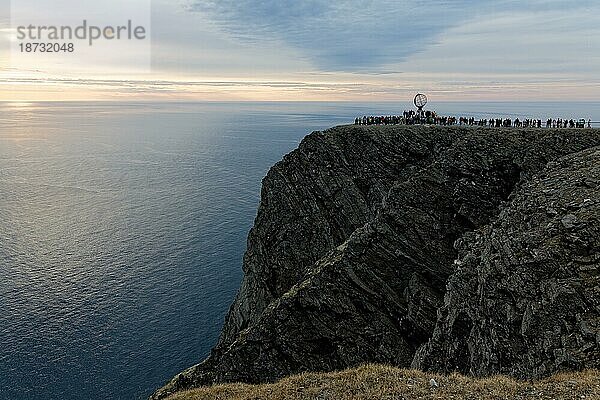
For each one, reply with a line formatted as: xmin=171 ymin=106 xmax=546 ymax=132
xmin=399 ymin=5 xmax=600 ymax=77
xmin=187 ymin=0 xmax=598 ymax=72
xmin=4 ymin=0 xmax=599 ymax=101
xmin=0 ymin=76 xmax=378 ymax=93
xmin=187 ymin=0 xmax=477 ymax=71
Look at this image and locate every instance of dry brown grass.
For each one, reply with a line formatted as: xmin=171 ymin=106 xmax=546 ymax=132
xmin=166 ymin=365 xmax=600 ymax=400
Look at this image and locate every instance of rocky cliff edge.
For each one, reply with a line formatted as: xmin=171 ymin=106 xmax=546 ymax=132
xmin=152 ymin=125 xmax=600 ymax=399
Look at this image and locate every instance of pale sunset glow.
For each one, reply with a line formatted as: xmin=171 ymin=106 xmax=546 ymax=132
xmin=1 ymin=0 xmax=599 ymax=101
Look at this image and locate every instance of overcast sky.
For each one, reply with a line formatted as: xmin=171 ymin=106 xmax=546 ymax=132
xmin=1 ymin=0 xmax=599 ymax=101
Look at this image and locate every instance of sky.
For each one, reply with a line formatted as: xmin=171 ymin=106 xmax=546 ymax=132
xmin=0 ymin=0 xmax=599 ymax=101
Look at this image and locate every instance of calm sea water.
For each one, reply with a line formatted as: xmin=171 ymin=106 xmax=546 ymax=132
xmin=1 ymin=101 xmax=598 ymax=400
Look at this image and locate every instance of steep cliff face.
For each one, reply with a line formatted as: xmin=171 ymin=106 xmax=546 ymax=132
xmin=218 ymin=126 xmax=457 ymax=346
xmin=152 ymin=126 xmax=600 ymax=399
xmin=413 ymin=147 xmax=600 ymax=378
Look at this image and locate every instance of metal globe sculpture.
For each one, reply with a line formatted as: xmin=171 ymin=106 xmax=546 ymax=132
xmin=414 ymin=93 xmax=428 ymax=112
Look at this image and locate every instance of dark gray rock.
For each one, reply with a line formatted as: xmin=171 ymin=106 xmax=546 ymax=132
xmin=218 ymin=126 xmax=459 ymax=346
xmin=412 ymin=147 xmax=600 ymax=379
xmin=151 ymin=126 xmax=600 ymax=399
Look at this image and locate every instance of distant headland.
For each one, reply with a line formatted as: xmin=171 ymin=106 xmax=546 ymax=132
xmin=151 ymin=101 xmax=600 ymax=399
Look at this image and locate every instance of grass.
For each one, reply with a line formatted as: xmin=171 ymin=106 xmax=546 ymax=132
xmin=166 ymin=365 xmax=600 ymax=400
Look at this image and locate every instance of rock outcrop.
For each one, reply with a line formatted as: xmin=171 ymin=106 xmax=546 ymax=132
xmin=412 ymin=147 xmax=600 ymax=378
xmin=218 ymin=126 xmax=455 ymax=346
xmin=152 ymin=126 xmax=600 ymax=399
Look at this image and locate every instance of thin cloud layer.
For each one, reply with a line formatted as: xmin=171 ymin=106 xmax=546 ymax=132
xmin=188 ymin=0 xmax=597 ymax=72
xmin=188 ymin=0 xmax=473 ymax=70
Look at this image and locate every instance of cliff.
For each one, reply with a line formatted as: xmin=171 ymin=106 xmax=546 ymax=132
xmin=152 ymin=125 xmax=600 ymax=399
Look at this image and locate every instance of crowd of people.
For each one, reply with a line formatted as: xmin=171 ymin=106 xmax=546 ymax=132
xmin=354 ymin=110 xmax=593 ymax=129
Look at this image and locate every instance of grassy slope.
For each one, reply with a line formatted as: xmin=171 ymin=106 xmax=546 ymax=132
xmin=167 ymin=365 xmax=600 ymax=400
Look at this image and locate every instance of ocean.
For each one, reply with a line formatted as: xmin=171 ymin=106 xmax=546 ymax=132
xmin=1 ymin=101 xmax=598 ymax=400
